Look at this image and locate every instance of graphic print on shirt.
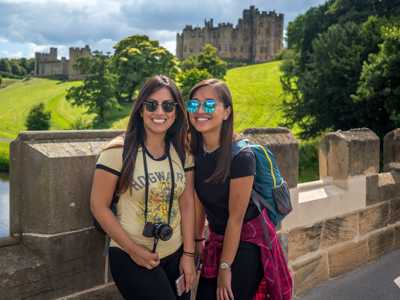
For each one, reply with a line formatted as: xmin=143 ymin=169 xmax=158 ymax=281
xmin=132 ymin=158 xmax=185 ymax=228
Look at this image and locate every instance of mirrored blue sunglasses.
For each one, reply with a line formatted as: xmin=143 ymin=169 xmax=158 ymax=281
xmin=186 ymin=99 xmax=217 ymax=114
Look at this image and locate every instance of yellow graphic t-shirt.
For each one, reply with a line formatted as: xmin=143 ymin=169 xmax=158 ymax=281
xmin=96 ymin=142 xmax=194 ymax=259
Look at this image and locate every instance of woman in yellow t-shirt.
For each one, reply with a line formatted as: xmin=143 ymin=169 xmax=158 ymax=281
xmin=90 ymin=75 xmax=196 ymax=300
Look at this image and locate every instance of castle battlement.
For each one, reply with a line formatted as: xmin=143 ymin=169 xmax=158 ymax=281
xmin=176 ymin=6 xmax=284 ymax=63
xmin=34 ymin=45 xmax=91 ymax=80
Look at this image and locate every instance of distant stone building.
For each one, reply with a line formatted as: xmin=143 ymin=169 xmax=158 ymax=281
xmin=176 ymin=6 xmax=284 ymax=63
xmin=34 ymin=45 xmax=91 ymax=80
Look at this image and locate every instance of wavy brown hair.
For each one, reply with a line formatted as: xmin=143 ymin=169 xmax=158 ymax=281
xmin=108 ymin=75 xmax=188 ymax=195
xmin=188 ymin=79 xmax=233 ymax=183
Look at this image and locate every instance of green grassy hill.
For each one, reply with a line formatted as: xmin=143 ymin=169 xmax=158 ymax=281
xmin=107 ymin=60 xmax=284 ymax=130
xmin=1 ymin=61 xmax=319 ymax=182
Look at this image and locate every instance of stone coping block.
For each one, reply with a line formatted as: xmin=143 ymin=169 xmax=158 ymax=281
xmin=10 ymin=130 xmax=124 ymax=234
xmin=366 ymin=172 xmax=400 ymax=205
xmin=319 ymin=128 xmax=379 ymax=180
xmin=242 ymin=127 xmax=299 ymax=188
xmin=384 ymin=128 xmax=400 ymax=172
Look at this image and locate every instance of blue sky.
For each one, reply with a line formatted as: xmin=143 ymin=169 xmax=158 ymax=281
xmin=0 ymin=0 xmax=327 ymax=58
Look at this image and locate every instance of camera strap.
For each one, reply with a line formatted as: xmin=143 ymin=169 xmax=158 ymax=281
xmin=142 ymin=143 xmax=175 ymax=225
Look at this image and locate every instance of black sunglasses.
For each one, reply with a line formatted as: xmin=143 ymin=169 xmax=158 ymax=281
xmin=143 ymin=99 xmax=177 ymax=113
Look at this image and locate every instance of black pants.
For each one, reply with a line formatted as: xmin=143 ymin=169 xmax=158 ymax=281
xmin=196 ymin=241 xmax=263 ymax=300
xmin=109 ymin=246 xmax=191 ymax=300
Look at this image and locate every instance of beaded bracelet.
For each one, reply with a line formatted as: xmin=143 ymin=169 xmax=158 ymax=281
xmin=195 ymin=238 xmax=206 ymax=242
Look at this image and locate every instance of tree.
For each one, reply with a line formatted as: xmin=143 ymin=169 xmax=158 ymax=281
xmin=25 ymin=103 xmax=51 ymax=130
xmin=282 ymin=20 xmax=382 ymax=138
xmin=354 ymin=25 xmax=400 ymax=135
xmin=280 ymin=0 xmax=399 ymax=138
xmin=112 ymin=35 xmax=180 ymax=102
xmin=66 ymin=51 xmax=118 ymax=124
xmin=178 ymin=68 xmax=212 ymax=98
xmin=181 ymin=44 xmax=227 ymax=79
xmin=0 ymin=59 xmax=12 ymax=74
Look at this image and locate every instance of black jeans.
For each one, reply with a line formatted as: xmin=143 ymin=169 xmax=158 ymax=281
xmin=109 ymin=246 xmax=191 ymax=300
xmin=196 ymin=241 xmax=263 ymax=300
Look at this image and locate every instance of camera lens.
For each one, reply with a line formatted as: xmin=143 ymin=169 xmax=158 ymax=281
xmin=154 ymin=223 xmax=173 ymax=241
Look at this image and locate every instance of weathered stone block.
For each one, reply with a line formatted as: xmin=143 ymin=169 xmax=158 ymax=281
xmin=242 ymin=128 xmax=299 ymax=188
xmin=291 ymin=252 xmax=329 ymax=296
xmin=10 ymin=130 xmax=123 ymax=234
xmin=320 ymin=213 xmax=358 ymax=249
xmin=319 ymin=128 xmax=379 ymax=180
xmin=328 ymin=239 xmax=369 ymax=278
xmin=389 ymin=198 xmax=400 ymax=225
xmin=0 ymin=244 xmax=52 ymax=299
xmin=383 ymin=128 xmax=400 ymax=171
xmin=359 ymin=203 xmax=389 ymax=235
xmin=288 ymin=222 xmax=322 ymax=261
xmin=368 ymin=228 xmax=395 ymax=261
xmin=22 ymin=229 xmax=106 ymax=298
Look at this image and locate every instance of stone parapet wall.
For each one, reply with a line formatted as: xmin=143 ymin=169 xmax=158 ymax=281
xmin=0 ymin=127 xmax=399 ymax=299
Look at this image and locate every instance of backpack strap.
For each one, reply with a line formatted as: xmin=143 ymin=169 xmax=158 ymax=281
xmin=257 ymin=145 xmax=277 ymax=188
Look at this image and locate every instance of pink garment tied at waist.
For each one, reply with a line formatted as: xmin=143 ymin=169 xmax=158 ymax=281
xmin=201 ymin=209 xmax=293 ymax=300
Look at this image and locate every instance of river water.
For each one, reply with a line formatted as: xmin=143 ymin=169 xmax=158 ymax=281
xmin=0 ymin=173 xmax=9 ymax=238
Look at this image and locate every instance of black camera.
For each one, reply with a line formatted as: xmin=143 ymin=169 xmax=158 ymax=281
xmin=143 ymin=222 xmax=173 ymax=241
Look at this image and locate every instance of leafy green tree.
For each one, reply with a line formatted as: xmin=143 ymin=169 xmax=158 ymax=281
xmin=66 ymin=51 xmax=118 ymax=124
xmin=282 ymin=20 xmax=382 ymax=138
xmin=25 ymin=103 xmax=51 ymax=130
xmin=354 ymin=25 xmax=400 ymax=134
xmin=112 ymin=35 xmax=179 ymax=102
xmin=178 ymin=68 xmax=212 ymax=98
xmin=0 ymin=59 xmax=12 ymax=74
xmin=181 ymin=44 xmax=227 ymax=79
xmin=280 ymin=0 xmax=399 ymax=138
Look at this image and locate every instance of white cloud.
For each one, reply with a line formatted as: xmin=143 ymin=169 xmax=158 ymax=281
xmin=0 ymin=0 xmax=327 ymax=58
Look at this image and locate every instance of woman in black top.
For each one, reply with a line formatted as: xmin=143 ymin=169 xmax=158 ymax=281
xmin=188 ymin=79 xmax=292 ymax=300
xmin=187 ymin=79 xmax=264 ymax=300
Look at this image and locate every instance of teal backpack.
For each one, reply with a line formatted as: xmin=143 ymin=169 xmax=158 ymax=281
xmin=232 ymin=139 xmax=292 ymax=227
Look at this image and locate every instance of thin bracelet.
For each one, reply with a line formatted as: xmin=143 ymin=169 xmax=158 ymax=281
xmin=195 ymin=238 xmax=205 ymax=242
xmin=183 ymin=251 xmax=195 ymax=257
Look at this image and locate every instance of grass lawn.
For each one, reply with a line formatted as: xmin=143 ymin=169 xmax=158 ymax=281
xmin=0 ymin=78 xmax=90 ymax=139
xmin=225 ymin=60 xmax=284 ymax=132
xmin=0 ymin=64 xmax=319 ymax=182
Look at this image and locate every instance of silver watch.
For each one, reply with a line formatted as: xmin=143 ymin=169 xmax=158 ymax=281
xmin=219 ymin=261 xmax=231 ymax=270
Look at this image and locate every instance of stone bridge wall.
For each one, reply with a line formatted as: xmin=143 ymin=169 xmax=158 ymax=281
xmin=0 ymin=128 xmax=399 ymax=299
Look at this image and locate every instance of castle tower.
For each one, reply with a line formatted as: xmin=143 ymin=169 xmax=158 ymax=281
xmin=68 ymin=45 xmax=91 ymax=80
xmin=176 ymin=6 xmax=284 ymax=63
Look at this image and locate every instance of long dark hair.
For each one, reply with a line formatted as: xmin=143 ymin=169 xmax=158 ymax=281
xmin=188 ymin=79 xmax=233 ymax=183
xmin=110 ymin=75 xmax=188 ymax=195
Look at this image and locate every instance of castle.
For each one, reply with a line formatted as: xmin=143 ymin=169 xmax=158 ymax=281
xmin=34 ymin=45 xmax=91 ymax=80
xmin=176 ymin=6 xmax=284 ymax=63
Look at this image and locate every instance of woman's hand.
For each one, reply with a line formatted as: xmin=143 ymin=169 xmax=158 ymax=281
xmin=179 ymin=254 xmax=196 ymax=292
xmin=217 ymin=268 xmax=234 ymax=300
xmin=127 ymin=243 xmax=160 ymax=270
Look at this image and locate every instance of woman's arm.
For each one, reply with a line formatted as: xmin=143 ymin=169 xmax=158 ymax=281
xmin=217 ymin=175 xmax=254 ymax=300
xmin=194 ymin=190 xmax=206 ymax=242
xmin=178 ymin=170 xmax=196 ymax=291
xmin=90 ymin=169 xmax=159 ymax=269
xmin=179 ymin=170 xmax=196 ymax=253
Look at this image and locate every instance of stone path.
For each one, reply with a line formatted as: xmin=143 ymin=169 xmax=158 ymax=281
xmin=297 ymin=248 xmax=400 ymax=300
